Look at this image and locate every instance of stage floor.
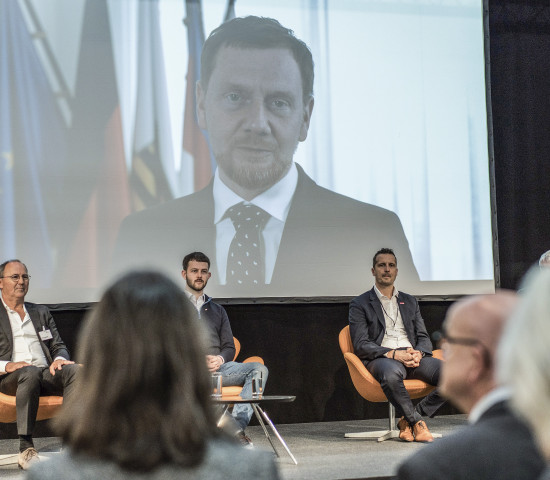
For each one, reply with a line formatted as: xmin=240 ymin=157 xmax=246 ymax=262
xmin=0 ymin=415 xmax=468 ymax=479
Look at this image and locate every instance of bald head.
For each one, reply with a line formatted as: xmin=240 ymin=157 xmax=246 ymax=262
xmin=439 ymin=291 xmax=518 ymax=413
xmin=445 ymin=291 xmax=518 ymax=360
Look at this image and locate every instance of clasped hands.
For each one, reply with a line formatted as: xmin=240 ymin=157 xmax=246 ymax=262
xmin=206 ymin=354 xmax=223 ymax=372
xmin=393 ymin=347 xmax=422 ymax=368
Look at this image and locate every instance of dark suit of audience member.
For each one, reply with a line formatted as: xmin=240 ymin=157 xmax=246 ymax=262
xmin=0 ymin=260 xmax=77 ymax=470
xmin=397 ymin=399 xmax=544 ymax=480
xmin=397 ymin=291 xmax=544 ymax=479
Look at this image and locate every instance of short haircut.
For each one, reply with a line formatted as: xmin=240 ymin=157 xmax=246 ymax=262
xmin=200 ymin=16 xmax=314 ymax=103
xmin=55 ymin=270 xmax=217 ymax=471
xmin=372 ymin=248 xmax=397 ymax=268
xmin=182 ymin=251 xmax=211 ymax=271
xmin=0 ymin=259 xmax=27 ymax=277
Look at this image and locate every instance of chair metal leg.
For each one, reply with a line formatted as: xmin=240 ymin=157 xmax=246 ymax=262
xmin=345 ymin=403 xmax=400 ymax=442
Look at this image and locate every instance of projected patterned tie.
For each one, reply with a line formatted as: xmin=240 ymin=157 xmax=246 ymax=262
xmin=226 ymin=202 xmax=270 ymax=286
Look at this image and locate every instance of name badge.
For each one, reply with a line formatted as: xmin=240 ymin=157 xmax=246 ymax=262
xmin=39 ymin=329 xmax=53 ymax=341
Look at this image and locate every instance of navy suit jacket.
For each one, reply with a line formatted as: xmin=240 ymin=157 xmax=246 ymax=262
xmin=396 ymin=401 xmax=545 ymax=480
xmin=112 ymin=165 xmax=419 ymax=297
xmin=349 ymin=287 xmax=432 ymax=361
xmin=0 ymin=302 xmax=70 ymax=366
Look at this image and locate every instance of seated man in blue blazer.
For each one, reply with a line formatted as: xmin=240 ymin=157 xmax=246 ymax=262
xmin=349 ymin=248 xmax=444 ymax=442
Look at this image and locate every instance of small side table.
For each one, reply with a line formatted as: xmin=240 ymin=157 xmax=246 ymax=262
xmin=212 ymin=395 xmax=297 ymax=465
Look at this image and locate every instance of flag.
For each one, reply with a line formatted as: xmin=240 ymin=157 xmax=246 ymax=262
xmin=0 ymin=1 xmax=68 ymax=286
xmin=130 ymin=0 xmax=174 ymax=211
xmin=182 ymin=0 xmax=213 ymax=192
xmin=58 ymin=0 xmax=130 ymax=287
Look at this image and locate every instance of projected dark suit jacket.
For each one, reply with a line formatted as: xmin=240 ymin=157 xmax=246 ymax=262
xmin=396 ymin=401 xmax=545 ymax=480
xmin=112 ymin=164 xmax=419 ymax=297
xmin=348 ymin=287 xmax=432 ymax=361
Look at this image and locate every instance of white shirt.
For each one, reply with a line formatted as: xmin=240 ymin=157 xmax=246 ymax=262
xmin=0 ymin=298 xmax=48 ymax=374
xmin=375 ymin=286 xmax=413 ymax=349
xmin=185 ymin=290 xmax=206 ymax=312
xmin=468 ymin=386 xmax=511 ymax=424
xmin=213 ymin=163 xmax=298 ymax=284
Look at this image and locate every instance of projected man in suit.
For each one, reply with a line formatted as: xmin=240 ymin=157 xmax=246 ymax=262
xmin=349 ymin=248 xmax=444 ymax=442
xmin=0 ymin=259 xmax=78 ymax=470
xmin=113 ymin=16 xmax=418 ymax=296
xmin=396 ymin=292 xmax=545 ymax=480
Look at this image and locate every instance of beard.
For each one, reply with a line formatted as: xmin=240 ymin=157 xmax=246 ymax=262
xmin=215 ymin=144 xmax=296 ymax=191
xmin=186 ymin=276 xmax=208 ymax=292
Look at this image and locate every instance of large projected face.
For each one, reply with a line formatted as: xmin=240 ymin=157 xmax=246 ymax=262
xmin=3 ymin=0 xmax=494 ymax=303
xmin=197 ymin=46 xmax=313 ymax=200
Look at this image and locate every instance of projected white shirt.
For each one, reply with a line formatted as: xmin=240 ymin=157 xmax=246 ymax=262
xmin=213 ymin=163 xmax=298 ymax=284
xmin=375 ymin=286 xmax=412 ymax=350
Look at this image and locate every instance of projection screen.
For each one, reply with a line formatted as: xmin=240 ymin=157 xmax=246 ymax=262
xmin=2 ymin=0 xmax=495 ymax=303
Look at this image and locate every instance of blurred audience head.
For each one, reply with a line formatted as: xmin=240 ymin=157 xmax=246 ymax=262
xmin=439 ymin=290 xmax=518 ymax=414
xmin=498 ymin=268 xmax=550 ymax=459
xmin=56 ymin=270 xmax=217 ymax=471
xmin=539 ymin=250 xmax=550 ymax=268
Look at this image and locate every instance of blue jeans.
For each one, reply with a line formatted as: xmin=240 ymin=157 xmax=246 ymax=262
xmin=218 ymin=361 xmax=269 ymax=431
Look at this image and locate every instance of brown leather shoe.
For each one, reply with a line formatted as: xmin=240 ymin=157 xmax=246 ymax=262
xmin=413 ymin=420 xmax=434 ymax=442
xmin=397 ymin=416 xmax=414 ymax=442
xmin=18 ymin=447 xmax=40 ymax=470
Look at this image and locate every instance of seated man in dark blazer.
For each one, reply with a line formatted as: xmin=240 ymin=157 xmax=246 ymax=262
xmin=0 ymin=259 xmax=78 ymax=470
xmin=349 ymin=248 xmax=444 ymax=442
xmin=396 ymin=292 xmax=545 ymax=480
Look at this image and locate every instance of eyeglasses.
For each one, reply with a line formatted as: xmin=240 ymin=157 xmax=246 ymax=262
xmin=441 ymin=332 xmax=492 ymax=367
xmin=0 ymin=274 xmax=31 ymax=282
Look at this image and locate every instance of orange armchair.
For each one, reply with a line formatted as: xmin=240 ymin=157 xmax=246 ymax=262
xmin=339 ymin=325 xmax=443 ymax=442
xmin=220 ymin=337 xmax=264 ymax=396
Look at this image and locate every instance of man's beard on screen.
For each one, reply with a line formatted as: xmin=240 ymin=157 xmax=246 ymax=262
xmin=215 ymin=144 xmax=297 ymax=191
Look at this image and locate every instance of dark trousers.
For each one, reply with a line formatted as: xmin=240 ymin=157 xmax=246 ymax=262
xmin=0 ymin=364 xmax=78 ymax=436
xmin=366 ymin=355 xmax=445 ymax=424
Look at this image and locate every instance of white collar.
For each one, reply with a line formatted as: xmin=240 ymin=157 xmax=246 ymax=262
xmin=468 ymin=386 xmax=511 ymax=424
xmin=213 ymin=163 xmax=298 ymax=224
xmin=374 ymin=285 xmax=399 ymax=300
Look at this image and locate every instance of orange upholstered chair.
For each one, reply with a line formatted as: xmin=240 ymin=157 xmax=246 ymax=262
xmin=220 ymin=337 xmax=264 ymax=396
xmin=339 ymin=325 xmax=443 ymax=442
xmin=0 ymin=392 xmax=64 ymax=465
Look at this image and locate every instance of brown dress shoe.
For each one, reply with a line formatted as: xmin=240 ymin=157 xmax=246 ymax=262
xmin=18 ymin=447 xmax=40 ymax=470
xmin=397 ymin=416 xmax=414 ymax=442
xmin=413 ymin=420 xmax=434 ymax=442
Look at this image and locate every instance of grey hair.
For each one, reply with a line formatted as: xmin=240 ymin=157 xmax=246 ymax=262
xmin=497 ymin=267 xmax=550 ymax=459
xmin=539 ymin=250 xmax=550 ymax=267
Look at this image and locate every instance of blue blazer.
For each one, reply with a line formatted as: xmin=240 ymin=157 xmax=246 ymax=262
xmin=349 ymin=287 xmax=432 ymax=362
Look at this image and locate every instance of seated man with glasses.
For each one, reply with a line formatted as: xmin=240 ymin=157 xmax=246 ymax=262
xmin=0 ymin=259 xmax=79 ymax=470
xmin=396 ymin=292 xmax=545 ymax=480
